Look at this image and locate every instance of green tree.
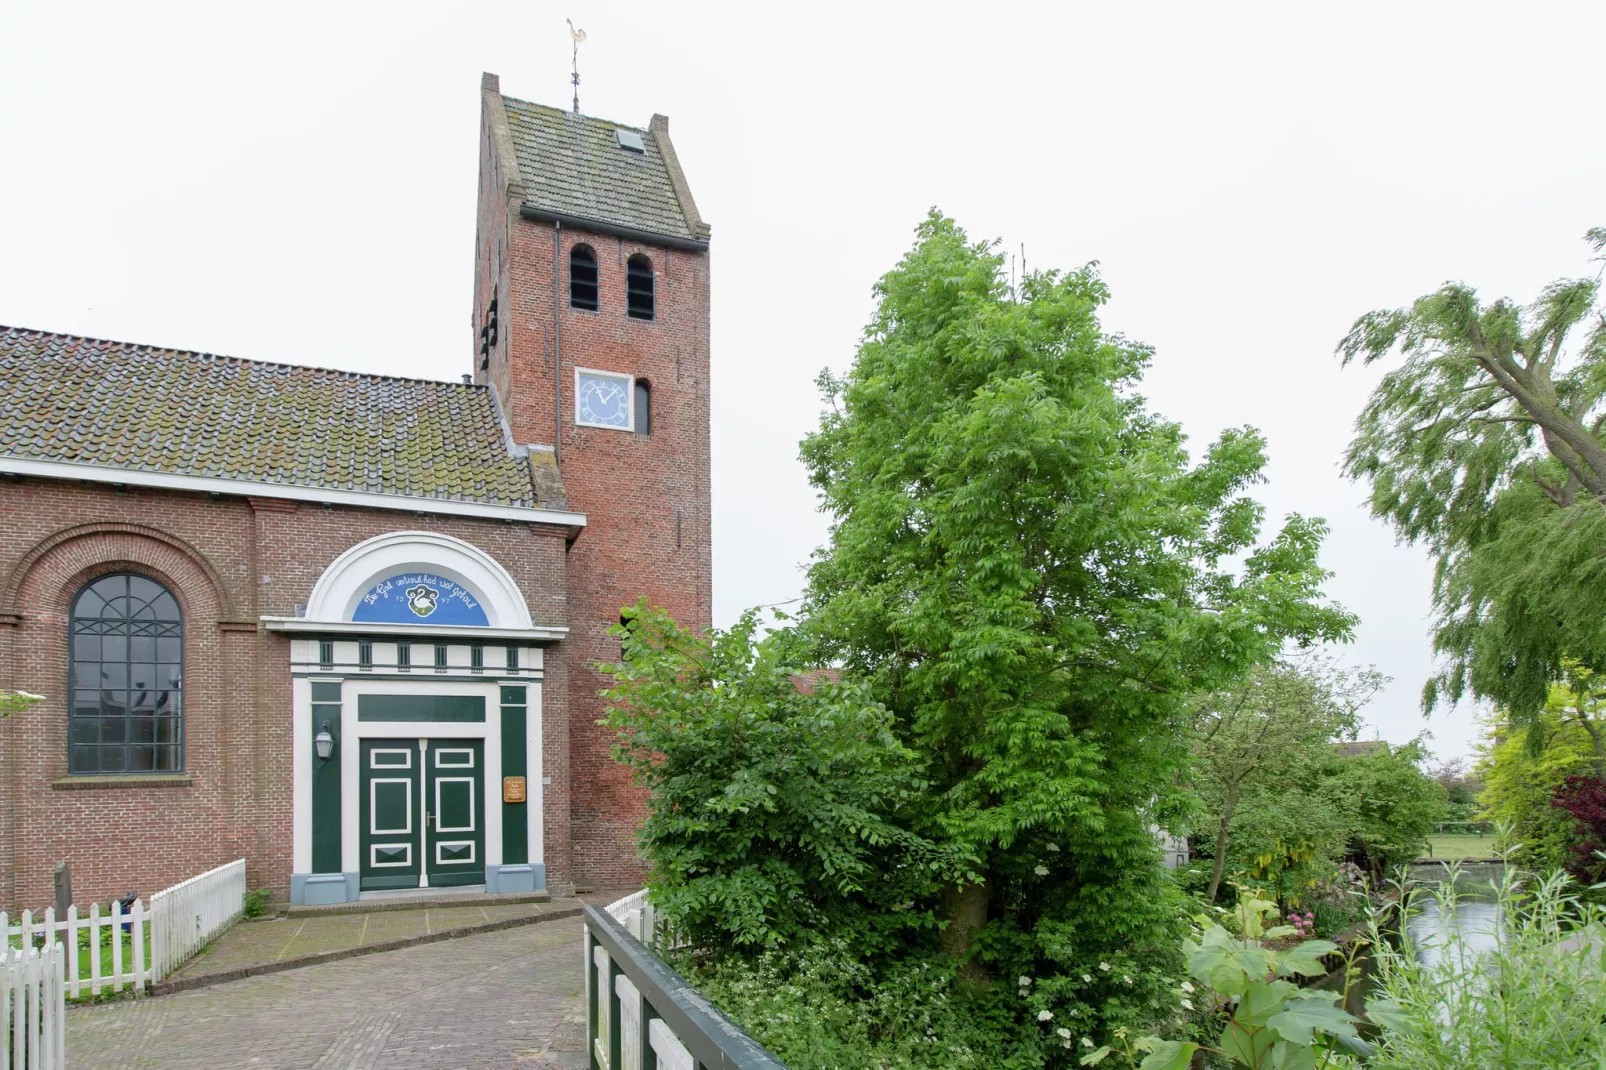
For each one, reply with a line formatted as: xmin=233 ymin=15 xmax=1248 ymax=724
xmin=1476 ymin=687 xmax=1603 ymax=872
xmin=1339 ymin=228 xmax=1606 ymax=731
xmin=1214 ymin=780 xmax=1353 ymax=909
xmin=1192 ymin=658 xmax=1380 ymax=901
xmin=799 ymin=212 xmax=1354 ymax=980
xmin=1323 ymin=739 xmax=1447 ymax=880
xmin=602 ymin=604 xmax=964 ymax=951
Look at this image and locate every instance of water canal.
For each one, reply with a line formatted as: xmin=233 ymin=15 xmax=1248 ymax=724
xmin=1402 ymin=861 xmax=1505 ymax=966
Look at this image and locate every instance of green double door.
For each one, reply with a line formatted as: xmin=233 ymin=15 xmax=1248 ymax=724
xmin=359 ymin=738 xmax=485 ymax=890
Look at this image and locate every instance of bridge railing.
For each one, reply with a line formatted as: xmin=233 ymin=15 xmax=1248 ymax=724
xmin=584 ymin=899 xmax=784 ymax=1070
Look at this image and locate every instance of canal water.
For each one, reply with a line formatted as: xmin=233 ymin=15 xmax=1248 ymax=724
xmin=1402 ymin=862 xmax=1505 ymax=966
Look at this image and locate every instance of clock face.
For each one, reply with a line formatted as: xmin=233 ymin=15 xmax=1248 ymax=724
xmin=577 ymin=371 xmax=631 ymax=429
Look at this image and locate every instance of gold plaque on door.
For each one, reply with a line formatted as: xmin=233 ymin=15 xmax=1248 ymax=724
xmin=502 ymin=776 xmax=527 ymax=804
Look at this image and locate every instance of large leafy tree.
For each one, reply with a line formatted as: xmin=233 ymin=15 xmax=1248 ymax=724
xmin=799 ymin=212 xmax=1354 ymax=973
xmin=1340 ymin=228 xmax=1606 ymax=729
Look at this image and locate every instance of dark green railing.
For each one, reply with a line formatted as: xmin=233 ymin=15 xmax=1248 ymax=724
xmin=584 ymin=903 xmax=786 ymax=1070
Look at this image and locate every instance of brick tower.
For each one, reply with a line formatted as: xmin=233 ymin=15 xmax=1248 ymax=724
xmin=471 ymin=73 xmax=712 ymax=887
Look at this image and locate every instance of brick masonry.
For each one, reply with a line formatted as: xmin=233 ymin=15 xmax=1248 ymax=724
xmin=0 ymin=77 xmax=710 ymax=909
xmin=0 ymin=480 xmax=574 ymax=910
xmin=474 ymin=81 xmax=713 ymax=887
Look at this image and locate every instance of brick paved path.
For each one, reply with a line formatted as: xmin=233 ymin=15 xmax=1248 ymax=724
xmin=67 ymin=915 xmax=590 ymax=1069
xmin=169 ymin=900 xmax=580 ymax=984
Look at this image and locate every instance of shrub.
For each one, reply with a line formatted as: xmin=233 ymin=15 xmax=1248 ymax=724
xmin=1364 ymin=868 xmax=1606 ymax=1068
xmin=242 ymin=887 xmax=272 ymax=920
xmin=1089 ymin=891 xmax=1361 ymax=1069
xmin=603 ymin=602 xmax=969 ymax=953
xmin=1550 ymin=775 xmax=1606 ymax=885
xmin=1324 ymin=740 xmax=1447 ymax=880
xmin=680 ymin=941 xmax=1035 ymax=1069
xmin=1476 ymin=693 xmax=1603 ymax=872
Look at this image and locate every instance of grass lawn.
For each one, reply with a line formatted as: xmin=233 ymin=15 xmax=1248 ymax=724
xmin=9 ymin=926 xmax=152 ymax=999
xmin=1425 ymin=833 xmax=1500 ymax=860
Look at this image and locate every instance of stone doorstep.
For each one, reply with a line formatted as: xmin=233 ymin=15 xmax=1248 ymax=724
xmin=284 ymin=888 xmax=554 ymax=917
xmin=146 ymin=905 xmax=583 ymax=999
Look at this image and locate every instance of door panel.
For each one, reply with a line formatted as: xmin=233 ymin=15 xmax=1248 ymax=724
xmin=359 ymin=741 xmax=421 ymax=890
xmin=425 ymin=740 xmax=485 ymax=887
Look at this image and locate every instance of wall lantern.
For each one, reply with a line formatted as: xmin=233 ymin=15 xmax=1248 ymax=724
xmin=314 ymin=721 xmax=336 ymax=761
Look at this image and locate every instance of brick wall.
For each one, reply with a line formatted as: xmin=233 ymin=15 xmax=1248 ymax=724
xmin=0 ymin=478 xmax=573 ymax=910
xmin=495 ymin=215 xmax=713 ymax=887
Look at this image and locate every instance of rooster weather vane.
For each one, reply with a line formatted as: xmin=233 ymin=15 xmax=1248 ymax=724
xmin=567 ymin=19 xmax=586 ymax=114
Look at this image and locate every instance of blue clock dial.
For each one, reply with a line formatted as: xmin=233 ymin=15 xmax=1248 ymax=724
xmin=577 ymin=372 xmax=632 ymax=429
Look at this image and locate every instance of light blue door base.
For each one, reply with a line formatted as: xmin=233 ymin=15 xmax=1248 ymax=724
xmin=292 ymin=872 xmax=361 ymax=905
xmin=293 ymin=867 xmax=543 ymax=902
xmin=485 ymin=863 xmax=546 ymax=894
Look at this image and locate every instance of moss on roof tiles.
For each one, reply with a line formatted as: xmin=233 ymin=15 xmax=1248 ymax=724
xmin=0 ymin=327 xmax=539 ymax=509
xmin=501 ymin=96 xmax=692 ymax=239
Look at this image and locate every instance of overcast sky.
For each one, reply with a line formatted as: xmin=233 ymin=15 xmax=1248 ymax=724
xmin=4 ymin=1 xmax=1603 ymax=761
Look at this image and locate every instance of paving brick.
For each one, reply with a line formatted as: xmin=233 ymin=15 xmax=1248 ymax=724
xmin=68 ymin=915 xmax=589 ymax=1068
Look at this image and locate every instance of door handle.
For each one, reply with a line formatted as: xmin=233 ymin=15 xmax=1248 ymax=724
xmin=425 ymin=811 xmax=434 ymax=827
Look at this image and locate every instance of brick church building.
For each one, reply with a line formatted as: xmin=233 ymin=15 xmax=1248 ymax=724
xmin=0 ymin=73 xmax=711 ymax=909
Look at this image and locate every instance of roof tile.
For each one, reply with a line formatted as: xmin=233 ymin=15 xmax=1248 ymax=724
xmin=502 ymin=96 xmax=692 ymax=240
xmin=0 ymin=327 xmax=539 ymax=509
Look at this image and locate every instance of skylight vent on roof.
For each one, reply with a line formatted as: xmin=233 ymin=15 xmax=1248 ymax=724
xmin=615 ymin=129 xmax=645 ymax=153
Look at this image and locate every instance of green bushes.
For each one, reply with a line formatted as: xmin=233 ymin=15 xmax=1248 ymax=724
xmin=1192 ymin=739 xmax=1446 ymax=912
xmin=603 ymin=603 xmax=966 ymax=953
xmin=242 ymin=887 xmax=272 ymax=920
xmin=1477 ymin=687 xmax=1606 ymax=874
xmin=1364 ymin=869 xmax=1606 ymax=1067
xmin=1088 ymin=891 xmax=1362 ymax=1070
xmin=680 ymin=941 xmax=1030 ymax=1069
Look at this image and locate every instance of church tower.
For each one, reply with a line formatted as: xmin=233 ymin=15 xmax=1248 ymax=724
xmin=471 ymin=73 xmax=712 ymax=886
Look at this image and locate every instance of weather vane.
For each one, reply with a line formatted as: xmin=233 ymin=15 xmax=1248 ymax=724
xmin=567 ymin=19 xmax=586 ymax=114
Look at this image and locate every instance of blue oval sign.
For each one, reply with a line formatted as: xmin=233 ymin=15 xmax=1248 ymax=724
xmin=353 ymin=572 xmax=489 ymax=627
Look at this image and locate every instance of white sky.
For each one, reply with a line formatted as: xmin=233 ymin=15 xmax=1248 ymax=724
xmin=4 ymin=1 xmax=1603 ymax=761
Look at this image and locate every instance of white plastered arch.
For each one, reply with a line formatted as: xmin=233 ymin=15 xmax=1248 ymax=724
xmin=305 ymin=530 xmax=533 ymax=629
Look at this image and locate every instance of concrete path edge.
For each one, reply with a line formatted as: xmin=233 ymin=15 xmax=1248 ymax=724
xmin=147 ymin=905 xmax=583 ymax=998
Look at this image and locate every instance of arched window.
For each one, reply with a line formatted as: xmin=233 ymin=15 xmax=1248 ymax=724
xmin=569 ymin=245 xmax=599 ymax=311
xmin=69 ymin=573 xmax=184 ymax=774
xmin=634 ymin=378 xmax=651 ymax=435
xmin=626 ymin=254 xmax=655 ymax=320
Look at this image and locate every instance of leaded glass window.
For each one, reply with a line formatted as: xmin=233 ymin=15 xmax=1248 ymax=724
xmin=69 ymin=573 xmax=183 ymax=774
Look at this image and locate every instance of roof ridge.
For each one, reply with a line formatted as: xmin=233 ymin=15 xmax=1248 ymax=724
xmin=499 ymin=93 xmax=649 ymax=134
xmin=0 ymin=324 xmax=483 ymax=392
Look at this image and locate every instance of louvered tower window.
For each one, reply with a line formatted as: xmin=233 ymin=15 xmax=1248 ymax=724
xmin=479 ymin=294 xmax=498 ymax=369
xmin=626 ymin=254 xmax=654 ymax=320
xmin=570 ymin=245 xmax=599 ymax=310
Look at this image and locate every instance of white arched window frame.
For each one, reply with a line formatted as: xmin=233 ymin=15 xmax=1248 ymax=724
xmin=264 ymin=531 xmax=564 ymax=642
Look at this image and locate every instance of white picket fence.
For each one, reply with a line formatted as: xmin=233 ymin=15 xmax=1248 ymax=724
xmin=1 ymin=858 xmax=245 ymax=1000
xmin=148 ymin=859 xmax=246 ymax=984
xmin=605 ymin=889 xmax=656 ymax=941
xmin=1 ymin=899 xmax=146 ymax=1000
xmin=2 ymin=943 xmax=65 ymax=1070
xmin=605 ymin=888 xmax=685 ymax=951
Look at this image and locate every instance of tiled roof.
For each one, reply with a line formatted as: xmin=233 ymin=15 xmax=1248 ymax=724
xmin=501 ymin=96 xmax=695 ymax=241
xmin=0 ymin=327 xmax=540 ymax=508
